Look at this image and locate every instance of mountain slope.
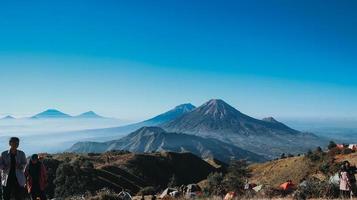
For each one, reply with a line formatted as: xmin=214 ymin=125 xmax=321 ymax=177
xmin=31 ymin=109 xmax=71 ymax=119
xmin=69 ymin=127 xmax=266 ymax=163
xmin=62 ymin=103 xmax=196 ymax=141
xmin=162 ymin=99 xmax=326 ymax=159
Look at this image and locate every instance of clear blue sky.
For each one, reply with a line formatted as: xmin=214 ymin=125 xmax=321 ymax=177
xmin=0 ymin=0 xmax=357 ymax=120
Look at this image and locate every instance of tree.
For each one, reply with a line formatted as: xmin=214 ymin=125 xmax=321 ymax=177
xmin=223 ymin=160 xmax=251 ymax=194
xmin=328 ymin=141 xmax=337 ymax=150
xmin=316 ymin=146 xmax=323 ymax=153
xmin=280 ymin=153 xmax=286 ymax=159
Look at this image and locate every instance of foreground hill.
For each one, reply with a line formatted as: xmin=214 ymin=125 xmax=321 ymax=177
xmin=69 ymin=126 xmax=266 ymax=163
xmin=43 ymin=151 xmax=220 ymax=198
xmin=162 ymin=99 xmax=327 ymax=159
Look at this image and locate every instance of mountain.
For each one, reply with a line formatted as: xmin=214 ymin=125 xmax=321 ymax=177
xmin=1 ymin=115 xmax=15 ymax=120
xmin=31 ymin=109 xmax=72 ymax=119
xmin=76 ymin=111 xmax=104 ymax=118
xmin=68 ymin=126 xmax=266 ymax=163
xmin=162 ymin=99 xmax=327 ymax=159
xmin=62 ymin=103 xmax=196 ymax=141
xmin=144 ymin=103 xmax=196 ymax=124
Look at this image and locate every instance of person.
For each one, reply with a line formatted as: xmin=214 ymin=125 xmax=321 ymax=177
xmin=340 ymin=165 xmax=352 ymax=198
xmin=344 ymin=161 xmax=357 ymax=196
xmin=0 ymin=137 xmax=27 ymax=200
xmin=25 ymin=154 xmax=47 ymax=200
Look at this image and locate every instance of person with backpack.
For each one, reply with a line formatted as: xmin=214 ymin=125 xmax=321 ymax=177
xmin=24 ymin=154 xmax=47 ymax=200
xmin=0 ymin=137 xmax=27 ymax=200
xmin=340 ymin=165 xmax=352 ymax=198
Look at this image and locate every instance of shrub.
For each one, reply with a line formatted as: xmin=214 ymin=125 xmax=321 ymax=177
xmin=167 ymin=174 xmax=179 ymax=188
xmin=206 ymin=172 xmax=225 ymax=195
xmin=293 ymin=178 xmax=339 ymax=199
xmin=280 ymin=153 xmax=286 ymax=159
xmin=54 ymin=160 xmax=99 ymax=198
xmin=223 ymin=160 xmax=251 ymax=194
xmin=137 ymin=186 xmax=157 ymax=196
xmin=342 ymin=148 xmax=353 ymax=155
xmin=328 ymin=141 xmax=337 ymax=150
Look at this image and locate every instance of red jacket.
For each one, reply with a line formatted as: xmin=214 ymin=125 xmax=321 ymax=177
xmin=24 ymin=162 xmax=48 ymax=193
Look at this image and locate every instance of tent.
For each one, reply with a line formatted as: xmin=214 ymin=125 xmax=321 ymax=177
xmin=253 ymin=185 xmax=263 ymax=192
xmin=349 ymin=144 xmax=357 ymax=151
xmin=160 ymin=188 xmax=178 ymax=199
xmin=280 ymin=181 xmax=294 ymax=191
xmin=329 ymin=173 xmax=340 ymax=186
xmin=186 ymin=184 xmax=202 ymax=193
xmin=224 ymin=192 xmax=237 ymax=200
xmin=118 ymin=191 xmax=132 ymax=200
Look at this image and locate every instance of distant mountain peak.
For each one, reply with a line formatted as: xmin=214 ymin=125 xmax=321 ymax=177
xmin=174 ymin=103 xmax=196 ymax=112
xmin=32 ymin=109 xmax=71 ymax=119
xmin=142 ymin=103 xmax=196 ymax=124
xmin=76 ymin=111 xmax=104 ymax=118
xmin=262 ymin=117 xmax=279 ymax=123
xmin=1 ymin=115 xmax=15 ymax=120
xmin=197 ymin=99 xmax=240 ymax=118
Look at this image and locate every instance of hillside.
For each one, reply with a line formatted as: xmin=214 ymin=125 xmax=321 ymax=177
xmin=249 ymin=149 xmax=357 ymax=188
xmin=43 ymin=151 xmax=220 ymax=198
xmin=61 ymin=103 xmax=196 ymax=141
xmin=69 ymin=127 xmax=266 ymax=163
xmin=162 ymin=99 xmax=327 ymax=159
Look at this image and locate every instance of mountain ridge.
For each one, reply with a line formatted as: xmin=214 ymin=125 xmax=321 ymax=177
xmin=69 ymin=126 xmax=266 ymax=163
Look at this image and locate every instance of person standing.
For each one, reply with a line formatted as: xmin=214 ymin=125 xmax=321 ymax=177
xmin=25 ymin=154 xmax=47 ymax=200
xmin=0 ymin=137 xmax=27 ymax=200
xmin=340 ymin=165 xmax=352 ymax=199
xmin=345 ymin=161 xmax=357 ymax=196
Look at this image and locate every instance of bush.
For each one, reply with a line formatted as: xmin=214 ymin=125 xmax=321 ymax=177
xmin=328 ymin=141 xmax=337 ymax=150
xmin=206 ymin=172 xmax=225 ymax=195
xmin=280 ymin=153 xmax=286 ymax=159
xmin=223 ymin=160 xmax=251 ymax=194
xmin=293 ymin=178 xmax=339 ymax=199
xmin=42 ymin=158 xmax=62 ymax=198
xmin=306 ymin=150 xmax=321 ymax=162
xmin=86 ymin=189 xmax=121 ymax=200
xmin=315 ymin=146 xmax=323 ymax=153
xmin=137 ymin=186 xmax=156 ymax=196
xmin=54 ymin=160 xmax=99 ymax=198
xmin=342 ymin=148 xmax=353 ymax=155
xmin=167 ymin=174 xmax=179 ymax=188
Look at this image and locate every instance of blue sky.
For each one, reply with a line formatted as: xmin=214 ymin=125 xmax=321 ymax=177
xmin=0 ymin=0 xmax=357 ymax=120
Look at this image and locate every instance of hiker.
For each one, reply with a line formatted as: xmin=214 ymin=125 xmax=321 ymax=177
xmin=0 ymin=137 xmax=27 ymax=200
xmin=340 ymin=165 xmax=352 ymax=198
xmin=25 ymin=154 xmax=48 ymax=200
xmin=344 ymin=161 xmax=357 ymax=196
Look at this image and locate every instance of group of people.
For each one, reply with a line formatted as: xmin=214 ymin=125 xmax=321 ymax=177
xmin=0 ymin=137 xmax=47 ymax=200
xmin=339 ymin=160 xmax=357 ymax=198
